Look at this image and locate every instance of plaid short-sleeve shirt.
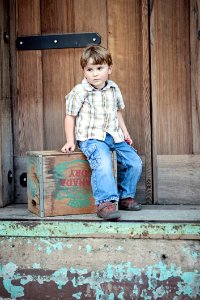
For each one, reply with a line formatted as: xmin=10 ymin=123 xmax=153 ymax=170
xmin=65 ymin=78 xmax=125 ymax=142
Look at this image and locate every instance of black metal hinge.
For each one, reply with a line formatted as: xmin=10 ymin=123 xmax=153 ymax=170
xmin=16 ymin=32 xmax=101 ymax=50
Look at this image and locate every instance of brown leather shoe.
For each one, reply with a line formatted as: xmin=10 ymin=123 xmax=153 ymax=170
xmin=118 ymin=198 xmax=142 ymax=211
xmin=97 ymin=202 xmax=121 ymax=220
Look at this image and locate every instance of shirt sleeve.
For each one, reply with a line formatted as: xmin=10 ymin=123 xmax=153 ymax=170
xmin=65 ymin=86 xmax=84 ymax=116
xmin=115 ymin=85 xmax=125 ymax=110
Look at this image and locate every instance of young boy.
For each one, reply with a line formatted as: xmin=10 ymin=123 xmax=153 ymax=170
xmin=61 ymin=45 xmax=142 ymax=220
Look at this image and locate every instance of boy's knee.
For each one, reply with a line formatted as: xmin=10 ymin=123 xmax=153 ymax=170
xmin=130 ymin=154 xmax=142 ymax=173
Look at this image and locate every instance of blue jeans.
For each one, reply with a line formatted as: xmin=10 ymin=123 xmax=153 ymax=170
xmin=78 ymin=133 xmax=142 ymax=206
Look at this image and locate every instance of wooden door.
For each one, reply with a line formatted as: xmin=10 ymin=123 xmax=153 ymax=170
xmin=11 ymin=0 xmax=151 ymax=204
xmin=150 ymin=0 xmax=200 ymax=204
xmin=10 ymin=0 xmax=200 ymax=205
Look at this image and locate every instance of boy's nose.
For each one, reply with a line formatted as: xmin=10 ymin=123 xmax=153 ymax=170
xmin=93 ymin=70 xmax=98 ymax=76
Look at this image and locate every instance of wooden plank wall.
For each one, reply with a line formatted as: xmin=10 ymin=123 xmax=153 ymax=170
xmin=11 ymin=0 xmax=149 ymax=203
xmin=151 ymin=0 xmax=192 ymax=155
xmin=0 ymin=0 xmax=14 ymax=207
xmin=41 ymin=0 xmax=74 ymax=150
xmin=107 ymin=0 xmax=151 ymax=202
xmin=190 ymin=0 xmax=200 ymax=154
xmin=13 ymin=0 xmax=43 ymax=156
xmin=151 ymin=0 xmax=200 ymax=204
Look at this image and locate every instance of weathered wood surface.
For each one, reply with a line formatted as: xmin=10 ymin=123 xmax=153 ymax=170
xmin=14 ymin=0 xmax=43 ymax=156
xmin=41 ymin=0 xmax=74 ymax=150
xmin=0 ymin=0 xmax=13 ymax=207
xmin=157 ymin=155 xmax=200 ymax=204
xmin=107 ymin=0 xmax=148 ymax=203
xmin=150 ymin=0 xmax=192 ymax=155
xmin=108 ymin=0 xmax=144 ymax=154
xmin=74 ymin=0 xmax=108 ymax=85
xmin=142 ymin=0 xmax=152 ymax=203
xmin=12 ymin=0 xmax=149 ymax=204
xmin=150 ymin=0 xmax=200 ymax=204
xmin=10 ymin=0 xmax=200 ymax=206
xmin=190 ymin=0 xmax=200 ymax=154
xmin=27 ymin=151 xmax=96 ymax=217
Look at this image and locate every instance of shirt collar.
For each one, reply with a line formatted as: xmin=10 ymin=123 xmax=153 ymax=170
xmin=82 ymin=78 xmax=117 ymax=92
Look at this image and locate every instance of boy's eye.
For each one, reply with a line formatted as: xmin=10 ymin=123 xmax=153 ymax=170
xmin=87 ymin=68 xmax=92 ymax=72
xmin=97 ymin=67 xmax=103 ymax=70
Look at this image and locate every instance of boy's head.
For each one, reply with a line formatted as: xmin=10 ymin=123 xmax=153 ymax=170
xmin=80 ymin=45 xmax=112 ymax=69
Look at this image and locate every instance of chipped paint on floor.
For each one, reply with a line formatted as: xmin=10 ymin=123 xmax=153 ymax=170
xmin=0 ymin=261 xmax=199 ymax=299
xmin=0 ymin=236 xmax=199 ymax=299
xmin=0 ymin=220 xmax=199 ymax=239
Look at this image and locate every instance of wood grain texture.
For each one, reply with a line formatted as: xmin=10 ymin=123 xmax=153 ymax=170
xmin=142 ymin=0 xmax=152 ymax=203
xmin=41 ymin=0 xmax=75 ymax=150
xmin=190 ymin=0 xmax=200 ymax=154
xmin=108 ymin=0 xmax=148 ymax=203
xmin=157 ymin=155 xmax=200 ymax=204
xmin=0 ymin=0 xmax=14 ymax=206
xmin=150 ymin=0 xmax=158 ymax=203
xmin=150 ymin=0 xmax=192 ymax=155
xmin=14 ymin=0 xmax=43 ymax=155
xmin=108 ymin=0 xmax=144 ymax=155
xmin=73 ymin=0 xmax=108 ymax=85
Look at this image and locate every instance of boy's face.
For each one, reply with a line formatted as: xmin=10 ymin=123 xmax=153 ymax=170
xmin=84 ymin=58 xmax=112 ymax=89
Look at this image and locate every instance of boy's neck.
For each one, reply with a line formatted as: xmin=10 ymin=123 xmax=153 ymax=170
xmin=90 ymin=80 xmax=108 ymax=91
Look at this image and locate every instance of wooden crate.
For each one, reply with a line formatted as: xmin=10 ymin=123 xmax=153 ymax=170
xmin=27 ymin=151 xmax=99 ymax=217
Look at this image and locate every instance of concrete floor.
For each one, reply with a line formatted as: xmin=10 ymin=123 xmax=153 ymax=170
xmin=0 ymin=204 xmax=199 ymax=222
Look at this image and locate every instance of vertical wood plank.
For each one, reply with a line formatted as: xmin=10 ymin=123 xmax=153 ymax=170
xmin=74 ymin=0 xmax=108 ymax=85
xmin=149 ymin=0 xmax=158 ymax=202
xmin=108 ymin=0 xmax=144 ymax=154
xmin=14 ymin=0 xmax=43 ymax=155
xmin=41 ymin=0 xmax=74 ymax=150
xmin=0 ymin=0 xmax=14 ymax=206
xmin=190 ymin=0 xmax=200 ymax=154
xmin=108 ymin=0 xmax=147 ymax=202
xmin=150 ymin=0 xmax=192 ymax=155
xmin=142 ymin=0 xmax=152 ymax=203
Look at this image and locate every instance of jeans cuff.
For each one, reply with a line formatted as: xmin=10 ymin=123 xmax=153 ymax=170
xmin=97 ymin=197 xmax=119 ymax=206
xmin=119 ymin=194 xmax=135 ymax=200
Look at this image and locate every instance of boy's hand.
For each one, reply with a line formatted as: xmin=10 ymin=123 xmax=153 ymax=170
xmin=124 ymin=132 xmax=133 ymax=145
xmin=61 ymin=142 xmax=75 ymax=153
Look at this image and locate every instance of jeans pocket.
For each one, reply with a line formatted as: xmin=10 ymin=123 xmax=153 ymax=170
xmin=81 ymin=143 xmax=101 ymax=170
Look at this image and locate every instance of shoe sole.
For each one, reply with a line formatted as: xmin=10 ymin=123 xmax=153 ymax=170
xmin=97 ymin=211 xmax=121 ymax=220
xmin=118 ymin=205 xmax=142 ymax=211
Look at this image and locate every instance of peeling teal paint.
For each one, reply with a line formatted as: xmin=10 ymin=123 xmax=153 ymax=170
xmin=116 ymin=245 xmax=124 ymax=251
xmin=0 ymin=221 xmax=199 ymax=239
xmin=0 ymin=221 xmax=199 ymax=299
xmin=1 ymin=261 xmax=199 ymax=299
xmin=132 ymin=284 xmax=139 ymax=297
xmin=183 ymin=245 xmax=200 ymax=259
xmin=72 ymin=291 xmax=82 ymax=299
xmin=86 ymin=244 xmax=92 ymax=253
xmin=32 ymin=263 xmax=41 ymax=269
xmin=52 ymin=268 xmax=68 ymax=289
xmin=0 ymin=262 xmax=24 ymax=299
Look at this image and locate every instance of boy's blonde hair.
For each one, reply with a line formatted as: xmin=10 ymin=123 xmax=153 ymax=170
xmin=80 ymin=45 xmax=112 ymax=69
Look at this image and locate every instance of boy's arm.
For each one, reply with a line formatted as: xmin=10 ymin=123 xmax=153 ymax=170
xmin=61 ymin=115 xmax=76 ymax=153
xmin=117 ymin=110 xmax=133 ymax=145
